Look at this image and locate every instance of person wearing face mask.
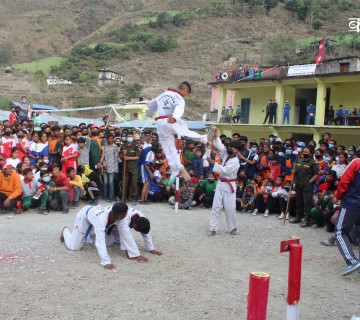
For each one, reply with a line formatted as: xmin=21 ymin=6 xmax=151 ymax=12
xmin=89 ymin=124 xmax=105 ymax=180
xmin=0 ymin=126 xmax=16 ymax=160
xmin=236 ymin=136 xmax=250 ymax=172
xmin=120 ymin=132 xmax=140 ymax=205
xmin=207 ymin=128 xmax=241 ymax=236
xmin=243 ymin=143 xmax=259 ymax=179
xmin=289 ymin=147 xmax=318 ymax=227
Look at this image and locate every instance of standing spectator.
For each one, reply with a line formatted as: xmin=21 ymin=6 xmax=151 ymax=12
xmin=220 ymin=106 xmax=226 ymax=123
xmin=18 ymin=96 xmax=29 ymax=122
xmin=48 ymin=125 xmax=63 ymax=168
xmin=120 ymin=132 xmax=140 ymax=204
xmin=269 ymin=98 xmax=278 ymax=124
xmin=289 ymin=147 xmax=318 ymax=227
xmin=61 ymin=134 xmax=79 ymax=174
xmin=331 ymin=153 xmax=348 ymax=179
xmin=35 ymin=132 xmax=49 ymax=162
xmin=306 ymin=103 xmax=316 ymax=125
xmin=184 ymin=142 xmax=196 ymax=171
xmin=9 ymin=106 xmax=20 ymax=125
xmin=0 ymin=161 xmax=22 ymax=213
xmin=192 ymin=149 xmax=203 ymax=178
xmin=1 ymin=126 xmax=16 ymax=160
xmin=263 ymin=99 xmax=272 ymax=124
xmin=28 ymin=131 xmax=39 ymax=167
xmin=282 ymin=100 xmax=291 ymax=124
xmin=89 ymin=124 xmax=104 ymax=181
xmin=77 ymin=136 xmax=90 ymax=166
xmin=335 ymin=158 xmax=360 ymax=276
xmin=233 ymin=105 xmax=242 ymax=123
xmin=7 ymin=147 xmax=21 ymax=169
xmin=343 ymin=106 xmax=351 ymax=125
xmin=333 ymin=105 xmax=344 ymax=125
xmin=138 ymin=131 xmax=152 ymax=204
xmin=226 ymin=106 xmax=234 ymax=123
xmin=103 ymin=134 xmax=119 ymax=202
xmin=325 ymin=106 xmax=335 ymax=125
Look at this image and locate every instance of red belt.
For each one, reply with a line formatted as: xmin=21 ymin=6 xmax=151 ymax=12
xmin=155 ymin=115 xmax=173 ymax=121
xmin=219 ymin=178 xmax=236 ymax=193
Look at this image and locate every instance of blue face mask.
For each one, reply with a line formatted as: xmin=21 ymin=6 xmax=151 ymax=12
xmin=121 ymin=137 xmax=126 ymax=142
xmin=44 ymin=160 xmax=49 ymax=164
xmin=325 ymin=157 xmax=331 ymax=162
xmin=348 ymin=154 xmax=351 ymax=158
xmin=127 ymin=137 xmax=134 ymax=142
xmin=285 ymin=149 xmax=292 ymax=155
xmin=328 ymin=144 xmax=333 ymax=149
xmin=266 ymin=186 xmax=272 ymax=191
xmin=250 ymin=147 xmax=257 ymax=153
xmin=278 ymin=152 xmax=284 ymax=157
xmin=269 ymin=138 xmax=273 ymax=143
xmin=43 ymin=176 xmax=51 ymax=183
xmin=296 ymin=147 xmax=302 ymax=153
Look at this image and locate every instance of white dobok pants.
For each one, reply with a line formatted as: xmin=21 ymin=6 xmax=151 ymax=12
xmin=156 ymin=118 xmax=207 ymax=175
xmin=209 ymin=188 xmax=237 ymax=232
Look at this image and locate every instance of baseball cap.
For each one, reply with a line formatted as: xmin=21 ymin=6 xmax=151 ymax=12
xmin=296 ymin=141 xmax=306 ymax=148
xmin=90 ymin=124 xmax=98 ymax=129
xmin=1 ymin=161 xmax=13 ymax=169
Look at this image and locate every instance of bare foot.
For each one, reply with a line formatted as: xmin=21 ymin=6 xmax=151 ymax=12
xmin=230 ymin=228 xmax=237 ymax=236
xmin=60 ymin=227 xmax=67 ymax=243
xmin=209 ymin=231 xmax=216 ymax=236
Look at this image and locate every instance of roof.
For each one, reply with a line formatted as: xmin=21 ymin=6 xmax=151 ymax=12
xmin=97 ymin=68 xmax=125 ymax=76
xmin=12 ymin=102 xmax=58 ymax=111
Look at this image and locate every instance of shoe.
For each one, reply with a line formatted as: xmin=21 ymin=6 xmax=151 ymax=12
xmin=62 ymin=209 xmax=69 ymax=214
xmin=179 ymin=167 xmax=191 ymax=181
xmin=70 ymin=201 xmax=79 ymax=209
xmin=207 ymin=126 xmax=216 ymax=142
xmin=278 ymin=212 xmax=284 ymax=219
xmin=300 ymin=220 xmax=312 ymax=228
xmin=289 ymin=217 xmax=302 ymax=224
xmin=341 ymin=261 xmax=360 ymax=276
xmin=60 ymin=227 xmax=67 ymax=243
xmin=252 ymin=209 xmax=258 ymax=216
xmin=39 ymin=208 xmax=48 ymax=215
xmin=264 ymin=210 xmax=269 ymax=217
xmin=131 ymin=199 xmax=138 ymax=206
xmin=286 ymin=213 xmax=290 ymax=220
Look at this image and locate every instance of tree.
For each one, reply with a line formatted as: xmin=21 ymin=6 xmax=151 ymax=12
xmin=312 ymin=19 xmax=323 ymax=32
xmin=123 ymin=83 xmax=143 ymax=101
xmin=104 ymin=90 xmax=119 ymax=104
xmin=150 ymin=12 xmax=171 ymax=28
xmin=262 ymin=34 xmax=298 ymax=65
xmin=264 ymin=0 xmax=279 ymax=14
xmin=0 ymin=44 xmax=14 ymax=66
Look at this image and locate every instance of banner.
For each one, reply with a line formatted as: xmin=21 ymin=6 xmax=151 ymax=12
xmin=287 ymin=64 xmax=317 ymax=77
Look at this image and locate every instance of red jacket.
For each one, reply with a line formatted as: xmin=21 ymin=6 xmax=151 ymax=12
xmin=337 ymin=158 xmax=360 ymax=210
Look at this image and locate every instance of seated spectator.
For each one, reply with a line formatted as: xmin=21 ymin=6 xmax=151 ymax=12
xmin=21 ymin=168 xmax=48 ymax=214
xmin=277 ymin=180 xmax=296 ymax=220
xmin=160 ymin=168 xmax=176 ymax=200
xmin=77 ymin=164 xmax=102 ymax=203
xmin=7 ymin=147 xmax=21 ymax=169
xmin=251 ymin=173 xmax=267 ymax=215
xmin=170 ymin=180 xmax=196 ymax=210
xmin=0 ymin=161 xmax=22 ymax=213
xmin=48 ymin=164 xmax=74 ymax=214
xmin=269 ymin=156 xmax=281 ymax=182
xmin=67 ymin=167 xmax=85 ymax=208
xmin=264 ymin=176 xmax=284 ymax=216
xmin=235 ymin=180 xmax=244 ymax=212
xmin=240 ymin=185 xmax=255 ymax=213
xmin=311 ymin=191 xmax=334 ymax=228
xmin=147 ymin=163 xmax=163 ymax=203
xmin=16 ymin=162 xmax=26 ymax=181
xmin=196 ymin=172 xmax=217 ymax=209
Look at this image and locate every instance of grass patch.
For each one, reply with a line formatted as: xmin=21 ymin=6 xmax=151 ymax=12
xmin=135 ymin=11 xmax=181 ymax=25
xmin=13 ymin=57 xmax=67 ymax=73
xmin=297 ymin=34 xmax=357 ymax=47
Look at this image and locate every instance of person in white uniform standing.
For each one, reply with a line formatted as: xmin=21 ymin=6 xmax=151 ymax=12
xmin=107 ymin=207 xmax=162 ymax=262
xmin=147 ymin=82 xmax=214 ymax=180
xmin=60 ymin=202 xmax=128 ymax=269
xmin=207 ymin=127 xmax=241 ymax=236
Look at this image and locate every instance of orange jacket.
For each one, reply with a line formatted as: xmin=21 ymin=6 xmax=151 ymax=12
xmin=0 ymin=170 xmax=22 ymax=199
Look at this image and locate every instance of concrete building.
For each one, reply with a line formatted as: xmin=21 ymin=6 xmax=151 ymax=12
xmin=97 ymin=68 xmax=124 ymax=84
xmin=208 ymin=57 xmax=360 ymax=145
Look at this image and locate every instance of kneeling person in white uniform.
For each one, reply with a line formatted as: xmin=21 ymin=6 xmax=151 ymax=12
xmin=107 ymin=207 xmax=162 ymax=262
xmin=60 ymin=202 xmax=128 ymax=269
xmin=207 ymin=128 xmax=241 ymax=236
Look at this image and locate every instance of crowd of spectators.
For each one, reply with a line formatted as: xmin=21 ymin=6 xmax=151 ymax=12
xmin=214 ymin=66 xmax=262 ymax=82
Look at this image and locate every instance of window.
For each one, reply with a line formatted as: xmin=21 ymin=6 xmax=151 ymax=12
xmin=339 ymin=63 xmax=350 ymax=73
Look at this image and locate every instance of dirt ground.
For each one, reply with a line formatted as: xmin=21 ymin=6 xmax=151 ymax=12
xmin=0 ymin=203 xmax=359 ymax=320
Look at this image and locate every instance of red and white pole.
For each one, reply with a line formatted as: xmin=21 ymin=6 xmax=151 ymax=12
xmin=175 ymin=176 xmax=179 ymax=213
xmin=247 ymin=272 xmax=270 ymax=320
xmin=280 ymin=239 xmax=302 ymax=320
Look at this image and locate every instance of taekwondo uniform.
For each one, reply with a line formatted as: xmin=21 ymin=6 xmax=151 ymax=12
xmin=147 ymin=90 xmax=207 ymax=175
xmin=63 ymin=205 xmax=115 ymax=266
xmin=106 ymin=207 xmax=155 ymax=258
xmin=209 ymin=137 xmax=240 ymax=233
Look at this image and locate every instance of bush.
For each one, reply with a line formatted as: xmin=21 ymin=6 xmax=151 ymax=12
xmin=262 ymin=34 xmax=298 ymax=65
xmin=148 ymin=36 xmax=177 ymax=52
xmin=150 ymin=12 xmax=172 ymax=28
xmin=172 ymin=12 xmax=192 ymax=27
xmin=123 ymin=83 xmax=143 ymax=101
xmin=104 ymin=90 xmax=119 ymax=104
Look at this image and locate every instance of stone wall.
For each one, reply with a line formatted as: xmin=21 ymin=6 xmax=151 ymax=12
xmin=316 ymin=57 xmax=360 ymax=74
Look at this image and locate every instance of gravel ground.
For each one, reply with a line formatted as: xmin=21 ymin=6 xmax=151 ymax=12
xmin=0 ymin=203 xmax=359 ymax=320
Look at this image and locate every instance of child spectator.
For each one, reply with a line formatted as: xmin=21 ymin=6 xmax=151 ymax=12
xmin=240 ymin=185 xmax=255 ymax=213
xmin=197 ymin=172 xmax=217 ymax=208
xmin=177 ymin=180 xmax=196 ymax=210
xmin=192 ymin=149 xmax=203 ymax=178
xmin=235 ymin=180 xmax=244 ymax=212
xmin=102 ymin=134 xmax=119 ymax=202
xmin=61 ymin=134 xmax=79 ymax=174
xmin=148 ymin=163 xmax=163 ymax=202
xmin=77 ymin=164 xmax=102 ymax=204
xmin=67 ymin=167 xmax=85 ymax=207
xmin=21 ymin=168 xmax=48 ymax=214
xmin=7 ymin=147 xmax=21 ymax=169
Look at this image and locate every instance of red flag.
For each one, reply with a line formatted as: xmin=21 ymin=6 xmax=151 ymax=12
xmin=316 ymin=36 xmax=325 ymax=65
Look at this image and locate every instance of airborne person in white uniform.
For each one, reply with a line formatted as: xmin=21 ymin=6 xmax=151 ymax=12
xmin=207 ymin=127 xmax=241 ymax=236
xmin=106 ymin=207 xmax=162 ymax=262
xmin=60 ymin=202 xmax=128 ymax=269
xmin=147 ymin=82 xmax=213 ymax=180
